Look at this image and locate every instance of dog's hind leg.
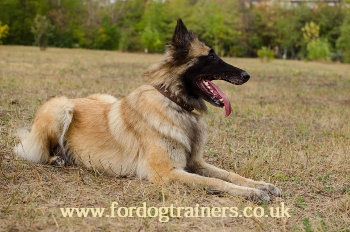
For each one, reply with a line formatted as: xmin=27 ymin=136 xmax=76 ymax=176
xmin=14 ymin=97 xmax=74 ymax=164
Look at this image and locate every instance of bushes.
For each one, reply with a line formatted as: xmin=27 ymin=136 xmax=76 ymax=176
xmin=139 ymin=1 xmax=167 ymax=53
xmin=306 ymin=38 xmax=330 ymax=61
xmin=257 ymin=46 xmax=274 ymax=61
xmin=337 ymin=15 xmax=350 ymax=63
xmin=92 ymin=19 xmax=120 ymax=50
xmin=302 ymin=21 xmax=330 ymax=61
xmin=0 ymin=0 xmax=348 ymax=60
xmin=0 ymin=21 xmax=9 ymax=44
xmin=31 ymin=15 xmax=53 ymax=50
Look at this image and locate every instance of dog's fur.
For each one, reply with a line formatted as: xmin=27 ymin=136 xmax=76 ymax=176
xmin=14 ymin=19 xmax=280 ymax=201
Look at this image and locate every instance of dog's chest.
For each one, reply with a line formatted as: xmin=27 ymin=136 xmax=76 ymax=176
xmin=163 ymin=139 xmax=187 ymax=169
xmin=163 ymin=114 xmax=206 ymax=168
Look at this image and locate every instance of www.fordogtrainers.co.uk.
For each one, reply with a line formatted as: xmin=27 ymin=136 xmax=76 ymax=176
xmin=60 ymin=202 xmax=291 ymax=222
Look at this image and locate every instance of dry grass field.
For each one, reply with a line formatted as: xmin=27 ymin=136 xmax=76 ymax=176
xmin=0 ymin=46 xmax=349 ymax=231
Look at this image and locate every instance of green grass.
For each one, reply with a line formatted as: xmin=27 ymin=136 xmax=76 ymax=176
xmin=0 ymin=46 xmax=349 ymax=231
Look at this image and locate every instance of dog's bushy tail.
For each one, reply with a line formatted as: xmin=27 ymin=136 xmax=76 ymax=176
xmin=14 ymin=97 xmax=74 ymax=163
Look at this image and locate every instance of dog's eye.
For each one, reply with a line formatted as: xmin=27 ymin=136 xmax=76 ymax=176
xmin=208 ymin=54 xmax=215 ymax=60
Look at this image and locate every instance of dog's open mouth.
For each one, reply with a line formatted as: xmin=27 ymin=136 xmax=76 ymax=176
xmin=196 ymin=80 xmax=232 ymax=117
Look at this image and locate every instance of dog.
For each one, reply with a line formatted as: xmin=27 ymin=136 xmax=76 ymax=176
xmin=14 ymin=19 xmax=280 ymax=202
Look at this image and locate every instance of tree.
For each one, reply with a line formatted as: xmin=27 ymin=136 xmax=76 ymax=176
xmin=275 ymin=7 xmax=296 ymax=59
xmin=92 ymin=15 xmax=120 ymax=50
xmin=336 ymin=0 xmax=350 ymax=63
xmin=337 ymin=14 xmax=350 ymax=63
xmin=0 ymin=0 xmax=40 ymax=45
xmin=0 ymin=0 xmax=347 ymax=61
xmin=302 ymin=21 xmax=330 ymax=61
xmin=31 ymin=14 xmax=53 ymax=50
xmin=140 ymin=1 xmax=167 ymax=53
xmin=0 ymin=21 xmax=9 ymax=44
xmin=189 ymin=0 xmax=239 ymax=56
xmin=314 ymin=3 xmax=345 ymax=51
xmin=114 ymin=0 xmax=146 ymax=51
xmin=302 ymin=21 xmax=320 ymax=42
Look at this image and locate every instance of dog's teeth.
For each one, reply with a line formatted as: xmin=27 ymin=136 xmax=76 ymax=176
xmin=219 ymin=98 xmax=224 ymax=102
xmin=204 ymin=81 xmax=213 ymax=92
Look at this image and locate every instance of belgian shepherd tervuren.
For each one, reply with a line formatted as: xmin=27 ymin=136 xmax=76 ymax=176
xmin=14 ymin=19 xmax=280 ymax=202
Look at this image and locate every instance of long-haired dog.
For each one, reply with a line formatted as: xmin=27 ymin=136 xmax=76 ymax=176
xmin=14 ymin=19 xmax=280 ymax=201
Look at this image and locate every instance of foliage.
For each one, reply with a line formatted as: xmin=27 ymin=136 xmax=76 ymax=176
xmin=188 ymin=0 xmax=238 ymax=56
xmin=306 ymin=38 xmax=330 ymax=61
xmin=301 ymin=22 xmax=330 ymax=61
xmin=257 ymin=46 xmax=274 ymax=61
xmin=302 ymin=21 xmax=320 ymax=42
xmin=92 ymin=16 xmax=120 ymax=50
xmin=140 ymin=1 xmax=166 ymax=53
xmin=0 ymin=21 xmax=9 ymax=44
xmin=31 ymin=14 xmax=53 ymax=50
xmin=337 ymin=14 xmax=350 ymax=63
xmin=315 ymin=3 xmax=345 ymax=50
xmin=0 ymin=0 xmax=348 ymax=61
xmin=0 ymin=0 xmax=39 ymax=45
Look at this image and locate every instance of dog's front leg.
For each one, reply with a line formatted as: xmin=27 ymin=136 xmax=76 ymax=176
xmin=146 ymin=146 xmax=271 ymax=201
xmin=161 ymin=169 xmax=271 ymax=202
xmin=188 ymin=160 xmax=281 ymax=197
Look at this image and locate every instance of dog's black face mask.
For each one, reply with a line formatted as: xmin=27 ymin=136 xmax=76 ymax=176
xmin=182 ymin=49 xmax=250 ymax=116
xmin=169 ymin=19 xmax=250 ymax=116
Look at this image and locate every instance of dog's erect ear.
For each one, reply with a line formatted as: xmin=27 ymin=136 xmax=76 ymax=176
xmin=171 ymin=19 xmax=195 ymax=49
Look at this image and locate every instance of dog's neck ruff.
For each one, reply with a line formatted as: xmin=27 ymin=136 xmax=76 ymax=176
xmin=154 ymin=85 xmax=194 ymax=112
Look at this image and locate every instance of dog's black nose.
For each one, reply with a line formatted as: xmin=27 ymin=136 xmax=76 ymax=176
xmin=241 ymin=71 xmax=250 ymax=81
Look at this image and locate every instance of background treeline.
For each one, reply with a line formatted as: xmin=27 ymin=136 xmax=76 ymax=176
xmin=0 ymin=0 xmax=349 ymax=62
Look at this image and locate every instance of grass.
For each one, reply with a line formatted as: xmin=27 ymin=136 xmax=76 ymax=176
xmin=0 ymin=46 xmax=349 ymax=231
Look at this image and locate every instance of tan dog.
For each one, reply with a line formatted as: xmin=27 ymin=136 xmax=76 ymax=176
xmin=14 ymin=19 xmax=280 ymax=202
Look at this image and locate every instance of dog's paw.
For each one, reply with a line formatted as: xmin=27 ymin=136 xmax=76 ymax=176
xmin=266 ymin=184 xmax=281 ymax=197
xmin=246 ymin=189 xmax=271 ymax=203
xmin=49 ymin=156 xmax=65 ymax=167
xmin=255 ymin=183 xmax=281 ymax=197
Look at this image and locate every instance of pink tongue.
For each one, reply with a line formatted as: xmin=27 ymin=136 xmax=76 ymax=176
xmin=207 ymin=81 xmax=232 ymax=117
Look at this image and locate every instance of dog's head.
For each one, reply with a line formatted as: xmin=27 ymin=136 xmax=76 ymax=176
xmin=145 ymin=19 xmax=250 ymax=116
